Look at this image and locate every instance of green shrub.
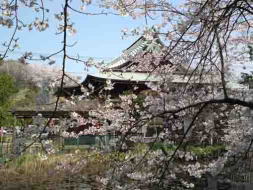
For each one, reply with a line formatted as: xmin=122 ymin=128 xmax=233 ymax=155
xmin=151 ymin=142 xmax=225 ymax=156
xmin=187 ymin=145 xmax=225 ymax=156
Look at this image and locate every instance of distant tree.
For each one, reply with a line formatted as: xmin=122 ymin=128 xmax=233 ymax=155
xmin=0 ymin=73 xmax=18 ymax=126
xmin=0 ymin=73 xmax=17 ymax=106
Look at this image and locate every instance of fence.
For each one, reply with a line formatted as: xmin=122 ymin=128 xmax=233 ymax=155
xmin=227 ymin=152 xmax=253 ymax=184
xmin=64 ymin=134 xmax=117 ymax=150
xmin=64 ymin=135 xmax=96 ymax=146
xmin=204 ymin=175 xmax=253 ymax=190
xmin=0 ymin=134 xmax=12 ymax=162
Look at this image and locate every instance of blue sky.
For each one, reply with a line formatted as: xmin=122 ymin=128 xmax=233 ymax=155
xmin=1 ymin=0 xmax=252 ymax=81
xmin=0 ymin=0 xmax=157 ymax=77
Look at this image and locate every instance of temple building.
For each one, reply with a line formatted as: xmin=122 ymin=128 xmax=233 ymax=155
xmin=11 ymin=35 xmax=222 ymax=148
xmin=61 ymin=36 xmax=193 ymax=98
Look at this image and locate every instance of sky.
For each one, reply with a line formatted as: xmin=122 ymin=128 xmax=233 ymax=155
xmin=1 ymin=0 xmax=253 ymax=81
xmin=0 ymin=0 xmax=157 ymax=79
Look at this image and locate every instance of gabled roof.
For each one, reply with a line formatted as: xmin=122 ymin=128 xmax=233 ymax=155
xmin=102 ymin=36 xmax=164 ymax=72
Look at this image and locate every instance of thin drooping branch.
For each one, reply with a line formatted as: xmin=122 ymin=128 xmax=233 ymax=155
xmin=20 ymin=0 xmax=69 ymax=154
xmin=159 ymin=97 xmax=253 ymax=117
xmin=215 ymin=27 xmax=228 ymax=99
xmin=158 ymin=103 xmax=207 ymax=186
xmin=55 ymin=0 xmax=68 ymax=111
xmin=64 ymin=73 xmax=82 ymax=86
xmin=40 ymin=0 xmax=45 ymax=22
xmin=1 ymin=0 xmax=18 ymax=60
xmin=67 ymin=4 xmax=119 ymax=16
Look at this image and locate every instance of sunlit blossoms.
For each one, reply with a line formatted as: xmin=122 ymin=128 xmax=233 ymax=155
xmin=1 ymin=0 xmax=253 ymax=189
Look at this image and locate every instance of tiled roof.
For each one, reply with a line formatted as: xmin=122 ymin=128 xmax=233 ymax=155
xmin=84 ymin=72 xmax=218 ymax=84
xmin=102 ymin=36 xmax=163 ymax=71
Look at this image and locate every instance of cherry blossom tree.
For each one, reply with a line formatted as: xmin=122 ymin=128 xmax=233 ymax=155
xmin=86 ymin=0 xmax=253 ymax=188
xmin=1 ymin=0 xmax=253 ymax=189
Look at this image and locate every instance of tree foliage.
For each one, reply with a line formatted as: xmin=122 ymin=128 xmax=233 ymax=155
xmin=0 ymin=73 xmax=17 ymax=106
xmin=0 ymin=73 xmax=18 ymax=126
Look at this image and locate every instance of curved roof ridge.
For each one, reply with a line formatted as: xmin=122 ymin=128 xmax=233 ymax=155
xmin=102 ymin=36 xmax=164 ymax=70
